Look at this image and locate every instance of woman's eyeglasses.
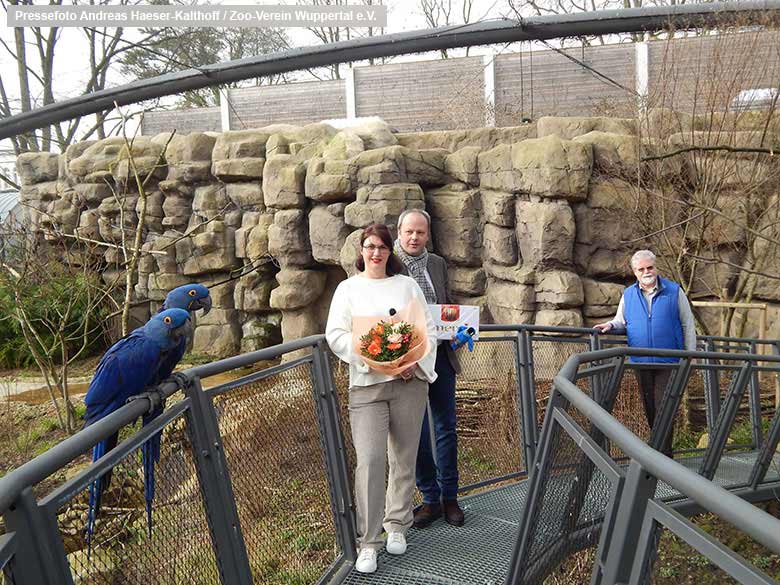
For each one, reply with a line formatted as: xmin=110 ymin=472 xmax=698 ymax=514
xmin=363 ymin=244 xmax=390 ymax=253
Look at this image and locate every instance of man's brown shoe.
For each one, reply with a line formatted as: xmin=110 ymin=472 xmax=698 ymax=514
xmin=413 ymin=503 xmax=441 ymax=528
xmin=443 ymin=500 xmax=465 ymax=527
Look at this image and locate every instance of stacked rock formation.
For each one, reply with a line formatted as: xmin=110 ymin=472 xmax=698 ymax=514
xmin=14 ymin=114 xmax=780 ymax=357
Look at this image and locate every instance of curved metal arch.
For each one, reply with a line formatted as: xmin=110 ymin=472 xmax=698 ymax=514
xmin=2 ymin=0 xmax=779 ymax=141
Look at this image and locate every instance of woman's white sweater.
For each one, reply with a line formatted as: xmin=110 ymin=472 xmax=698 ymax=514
xmin=325 ymin=274 xmax=438 ymax=387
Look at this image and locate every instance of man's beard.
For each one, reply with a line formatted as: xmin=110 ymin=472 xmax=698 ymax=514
xmin=640 ymin=275 xmax=656 ymax=286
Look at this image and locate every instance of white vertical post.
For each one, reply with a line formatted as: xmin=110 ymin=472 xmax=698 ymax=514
xmin=483 ymin=52 xmax=496 ymax=127
xmin=346 ymin=66 xmax=357 ymax=119
xmin=635 ymin=41 xmax=650 ymax=113
xmin=219 ymin=87 xmax=231 ymax=132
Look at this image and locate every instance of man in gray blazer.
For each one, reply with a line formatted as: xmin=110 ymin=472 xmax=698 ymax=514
xmin=395 ymin=209 xmax=464 ymax=528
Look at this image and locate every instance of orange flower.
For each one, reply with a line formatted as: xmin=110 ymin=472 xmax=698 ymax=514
xmin=367 ymin=340 xmax=382 ymax=355
xmin=372 ymin=335 xmax=382 ymax=345
xmin=372 ymin=325 xmax=384 ymax=335
xmin=387 ymin=342 xmax=401 ymax=350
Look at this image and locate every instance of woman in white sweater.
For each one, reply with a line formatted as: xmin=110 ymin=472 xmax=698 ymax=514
xmin=325 ymin=223 xmax=438 ymax=574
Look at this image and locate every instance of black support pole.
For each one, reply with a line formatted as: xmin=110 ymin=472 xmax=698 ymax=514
xmin=183 ymin=378 xmax=254 ymax=585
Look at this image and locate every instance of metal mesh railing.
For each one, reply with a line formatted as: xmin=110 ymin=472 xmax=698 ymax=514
xmin=516 ymin=402 xmax=623 ymax=585
xmin=210 ymin=361 xmax=339 ymax=584
xmin=7 ymin=329 xmax=780 ymax=585
xmin=62 ymin=411 xmax=219 ymax=585
xmin=454 ymin=338 xmax=523 ymax=489
xmin=513 ymin=345 xmax=780 ymax=585
xmin=0 ymin=533 xmax=15 ymax=585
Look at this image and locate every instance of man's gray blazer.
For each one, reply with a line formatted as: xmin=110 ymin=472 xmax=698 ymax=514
xmin=400 ymin=252 xmax=460 ymax=374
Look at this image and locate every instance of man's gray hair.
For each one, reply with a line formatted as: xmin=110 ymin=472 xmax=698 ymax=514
xmin=397 ymin=208 xmax=431 ymax=231
xmin=631 ymin=249 xmax=657 ymax=269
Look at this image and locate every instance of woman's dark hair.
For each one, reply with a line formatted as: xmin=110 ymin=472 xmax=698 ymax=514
xmin=355 ymin=223 xmax=404 ymax=276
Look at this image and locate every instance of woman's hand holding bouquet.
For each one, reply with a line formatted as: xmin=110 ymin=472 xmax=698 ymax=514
xmin=352 ymin=300 xmax=430 ymax=378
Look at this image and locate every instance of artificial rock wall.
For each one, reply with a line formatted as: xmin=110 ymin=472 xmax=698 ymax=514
xmin=14 ymin=114 xmax=780 ymax=357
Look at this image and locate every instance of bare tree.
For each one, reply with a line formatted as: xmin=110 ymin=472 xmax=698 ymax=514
xmin=120 ymin=25 xmax=291 ymax=107
xmin=0 ymin=0 xmax=174 ymax=155
xmin=0 ymin=223 xmax=115 ymax=433
xmin=621 ymin=20 xmax=780 ymax=337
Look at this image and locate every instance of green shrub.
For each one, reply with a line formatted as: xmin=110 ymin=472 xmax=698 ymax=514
xmin=0 ymin=269 xmax=109 ymax=369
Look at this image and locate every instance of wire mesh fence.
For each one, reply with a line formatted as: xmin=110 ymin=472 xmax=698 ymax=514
xmin=520 ymin=344 xmax=780 ymax=585
xmin=530 ymin=337 xmax=590 ymax=428
xmin=210 ymin=362 xmax=339 ymax=584
xmin=515 ymin=403 xmax=622 ymax=585
xmin=61 ymin=411 xmax=219 ymax=585
xmin=0 ymin=543 xmax=15 ymax=585
xmin=452 ymin=338 xmax=523 ymax=490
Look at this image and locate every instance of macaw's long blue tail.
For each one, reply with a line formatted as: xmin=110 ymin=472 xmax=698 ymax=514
xmin=142 ymin=421 xmax=162 ymax=538
xmin=86 ymin=432 xmax=118 ymax=555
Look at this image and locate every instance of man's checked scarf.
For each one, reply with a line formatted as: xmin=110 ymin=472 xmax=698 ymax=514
xmin=394 ymin=240 xmax=437 ymax=304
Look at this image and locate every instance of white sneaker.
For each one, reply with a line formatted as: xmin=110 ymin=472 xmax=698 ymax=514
xmin=355 ymin=548 xmax=377 ymax=573
xmin=386 ymin=531 xmax=407 ymax=555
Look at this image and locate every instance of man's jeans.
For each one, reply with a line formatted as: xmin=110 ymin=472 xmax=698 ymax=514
xmin=635 ymin=367 xmax=674 ymax=456
xmin=416 ymin=349 xmax=458 ymax=504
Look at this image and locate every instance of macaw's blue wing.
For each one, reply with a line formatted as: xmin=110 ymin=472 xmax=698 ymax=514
xmin=83 ymin=328 xmax=168 ymax=551
xmin=84 ymin=331 xmax=163 ymax=425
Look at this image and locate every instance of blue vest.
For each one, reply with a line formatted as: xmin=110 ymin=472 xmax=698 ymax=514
xmin=624 ymin=276 xmax=684 ymax=363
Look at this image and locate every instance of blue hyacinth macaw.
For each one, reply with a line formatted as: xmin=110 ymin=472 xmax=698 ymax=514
xmin=135 ymin=283 xmax=212 ymax=529
xmin=84 ymin=308 xmax=193 ymax=549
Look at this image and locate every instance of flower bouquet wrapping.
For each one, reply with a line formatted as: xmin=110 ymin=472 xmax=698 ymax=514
xmin=351 ymin=299 xmax=430 ymax=377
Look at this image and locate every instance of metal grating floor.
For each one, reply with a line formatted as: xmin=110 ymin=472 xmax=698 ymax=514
xmin=341 ymin=451 xmax=780 ymax=584
xmin=342 ymin=481 xmax=528 ymax=585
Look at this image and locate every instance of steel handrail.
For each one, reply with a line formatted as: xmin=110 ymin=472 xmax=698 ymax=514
xmin=554 ymin=348 xmax=780 ymax=554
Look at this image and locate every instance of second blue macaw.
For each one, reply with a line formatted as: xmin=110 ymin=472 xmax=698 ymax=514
xmin=84 ymin=308 xmax=193 ymax=548
xmin=158 ymin=283 xmax=211 ymax=381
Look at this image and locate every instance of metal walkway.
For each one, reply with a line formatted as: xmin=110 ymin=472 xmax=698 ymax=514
xmin=342 ymin=451 xmax=780 ymax=584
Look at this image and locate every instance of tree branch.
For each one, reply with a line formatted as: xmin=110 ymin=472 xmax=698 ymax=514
xmin=0 ymin=171 xmax=19 ymax=190
xmin=684 ymin=252 xmax=780 ymax=281
xmin=620 ymin=210 xmax=707 ymax=244
xmin=642 ymin=144 xmax=777 ymax=162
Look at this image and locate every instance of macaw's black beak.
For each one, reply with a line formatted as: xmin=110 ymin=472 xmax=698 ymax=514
xmin=191 ymin=295 xmax=212 ymax=315
xmin=173 ymin=318 xmax=194 ymax=344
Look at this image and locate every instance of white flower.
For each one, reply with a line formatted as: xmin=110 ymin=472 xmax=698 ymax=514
xmin=393 ymin=322 xmax=410 ymax=334
xmin=387 ymin=333 xmax=403 ymax=344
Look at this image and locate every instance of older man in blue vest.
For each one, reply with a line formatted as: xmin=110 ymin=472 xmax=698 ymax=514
xmin=594 ymin=250 xmax=697 ymax=455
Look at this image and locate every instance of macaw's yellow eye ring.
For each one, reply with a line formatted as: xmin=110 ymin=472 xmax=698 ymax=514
xmin=188 ymin=289 xmax=197 ymax=296
xmin=164 ymin=316 xmax=172 ymax=324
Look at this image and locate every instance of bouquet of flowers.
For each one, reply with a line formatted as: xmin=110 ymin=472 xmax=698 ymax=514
xmin=352 ymin=299 xmax=430 ymax=377
xmin=359 ymin=321 xmax=415 ymax=361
